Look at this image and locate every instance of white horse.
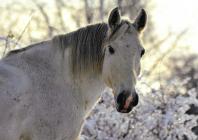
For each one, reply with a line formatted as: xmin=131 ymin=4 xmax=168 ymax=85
xmin=0 ymin=7 xmax=147 ymax=140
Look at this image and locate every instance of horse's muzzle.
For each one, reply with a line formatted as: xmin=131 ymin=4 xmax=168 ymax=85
xmin=115 ymin=90 xmax=139 ymax=113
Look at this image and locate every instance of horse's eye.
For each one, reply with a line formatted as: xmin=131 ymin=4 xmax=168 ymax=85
xmin=141 ymin=49 xmax=145 ymax=57
xmin=108 ymin=45 xmax=115 ymax=54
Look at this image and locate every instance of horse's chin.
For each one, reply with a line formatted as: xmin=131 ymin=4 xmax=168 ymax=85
xmin=116 ymin=106 xmax=133 ymax=113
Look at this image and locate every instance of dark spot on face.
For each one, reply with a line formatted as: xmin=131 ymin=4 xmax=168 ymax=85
xmin=141 ymin=49 xmax=145 ymax=57
xmin=108 ymin=45 xmax=115 ymax=54
xmin=13 ymin=97 xmax=20 ymax=102
xmin=126 ymin=45 xmax=130 ymax=48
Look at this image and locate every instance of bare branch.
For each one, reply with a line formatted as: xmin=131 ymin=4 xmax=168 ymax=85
xmin=84 ymin=0 xmax=93 ymax=24
xmin=32 ymin=0 xmax=53 ymax=37
xmin=0 ymin=35 xmax=21 ymax=57
xmin=16 ymin=11 xmax=34 ymax=44
xmin=2 ymin=36 xmax=10 ymax=57
xmin=55 ymin=0 xmax=66 ymax=31
xmin=99 ymin=0 xmax=104 ymax=21
xmin=0 ymin=36 xmax=20 ymax=46
xmin=146 ymin=31 xmax=172 ymax=54
xmin=146 ymin=29 xmax=189 ymax=76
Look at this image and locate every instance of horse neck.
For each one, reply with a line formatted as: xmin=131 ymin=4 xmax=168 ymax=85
xmin=53 ymin=24 xmax=108 ymax=114
xmin=59 ymin=47 xmax=106 ymax=114
xmin=76 ymin=74 xmax=105 ymax=113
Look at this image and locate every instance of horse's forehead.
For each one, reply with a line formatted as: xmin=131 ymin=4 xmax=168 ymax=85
xmin=116 ymin=24 xmax=139 ymax=42
xmin=114 ymin=30 xmax=142 ymax=55
xmin=117 ymin=27 xmax=139 ymax=46
xmin=108 ymin=23 xmax=128 ymax=42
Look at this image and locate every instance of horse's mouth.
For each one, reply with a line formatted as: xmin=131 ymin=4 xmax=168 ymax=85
xmin=117 ymin=107 xmax=133 ymax=113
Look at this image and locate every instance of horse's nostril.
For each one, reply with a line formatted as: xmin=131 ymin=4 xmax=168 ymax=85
xmin=116 ymin=91 xmax=127 ymax=105
xmin=131 ymin=93 xmax=139 ymax=106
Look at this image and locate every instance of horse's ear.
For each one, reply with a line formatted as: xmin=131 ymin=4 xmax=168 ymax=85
xmin=134 ymin=9 xmax=147 ymax=33
xmin=108 ymin=7 xmax=121 ymax=30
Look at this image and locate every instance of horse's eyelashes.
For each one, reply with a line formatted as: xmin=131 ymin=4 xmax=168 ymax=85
xmin=108 ymin=45 xmax=115 ymax=54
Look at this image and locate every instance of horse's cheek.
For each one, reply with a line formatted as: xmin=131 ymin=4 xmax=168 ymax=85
xmin=102 ymin=71 xmax=112 ymax=88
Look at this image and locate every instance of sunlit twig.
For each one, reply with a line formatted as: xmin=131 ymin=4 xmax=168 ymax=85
xmin=146 ymin=29 xmax=188 ymax=76
xmin=15 ymin=11 xmax=34 ymax=45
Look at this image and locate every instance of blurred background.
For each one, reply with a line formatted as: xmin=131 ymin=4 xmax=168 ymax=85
xmin=0 ymin=0 xmax=198 ymax=139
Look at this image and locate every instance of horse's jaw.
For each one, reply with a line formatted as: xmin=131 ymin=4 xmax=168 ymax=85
xmin=73 ymin=75 xmax=105 ymax=115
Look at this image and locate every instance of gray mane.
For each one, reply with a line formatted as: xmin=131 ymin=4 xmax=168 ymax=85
xmin=53 ymin=23 xmax=108 ymax=76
